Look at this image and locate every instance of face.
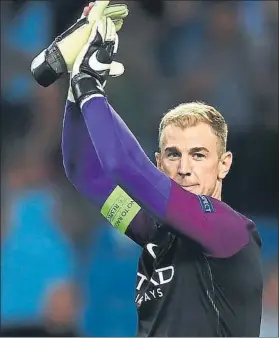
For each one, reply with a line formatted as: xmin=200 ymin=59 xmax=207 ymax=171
xmin=156 ymin=123 xmax=232 ymax=199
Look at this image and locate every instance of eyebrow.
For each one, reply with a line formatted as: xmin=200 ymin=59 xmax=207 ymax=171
xmin=189 ymin=147 xmax=209 ymax=153
xmin=164 ymin=147 xmax=180 ymax=153
xmin=164 ymin=146 xmax=209 ymax=153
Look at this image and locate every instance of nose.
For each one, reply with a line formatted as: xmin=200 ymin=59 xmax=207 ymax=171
xmin=178 ymin=157 xmax=191 ymax=177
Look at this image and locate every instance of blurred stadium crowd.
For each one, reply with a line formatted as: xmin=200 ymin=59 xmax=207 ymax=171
xmin=1 ymin=0 xmax=278 ymax=336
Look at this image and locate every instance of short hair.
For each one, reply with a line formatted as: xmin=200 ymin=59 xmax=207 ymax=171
xmin=158 ymin=101 xmax=228 ymax=156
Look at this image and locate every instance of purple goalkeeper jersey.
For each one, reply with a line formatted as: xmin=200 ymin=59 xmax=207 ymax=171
xmin=62 ymin=97 xmax=263 ymax=337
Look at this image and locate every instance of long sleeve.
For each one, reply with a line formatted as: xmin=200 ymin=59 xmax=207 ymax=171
xmin=61 ymin=100 xmax=157 ymax=246
xmin=62 ymin=100 xmax=115 ymax=206
xmin=80 ymin=96 xmax=254 ymax=258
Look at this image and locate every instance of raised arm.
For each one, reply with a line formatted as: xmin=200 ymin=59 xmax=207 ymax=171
xmin=62 ymin=99 xmax=157 ymax=246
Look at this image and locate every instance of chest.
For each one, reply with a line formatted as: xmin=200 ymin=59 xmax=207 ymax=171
xmin=135 ymin=231 xmax=212 ymax=308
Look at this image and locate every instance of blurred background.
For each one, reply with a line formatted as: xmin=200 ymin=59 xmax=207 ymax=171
xmin=1 ymin=0 xmax=278 ymax=336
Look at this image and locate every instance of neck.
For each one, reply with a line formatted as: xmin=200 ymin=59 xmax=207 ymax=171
xmin=212 ymin=180 xmax=222 ymax=201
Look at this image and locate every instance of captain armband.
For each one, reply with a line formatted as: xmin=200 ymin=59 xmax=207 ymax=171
xmin=101 ymin=186 xmax=141 ymax=233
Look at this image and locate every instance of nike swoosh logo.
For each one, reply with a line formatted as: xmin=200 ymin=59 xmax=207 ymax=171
xmin=88 ymin=50 xmax=110 ymax=72
xmin=146 ymin=243 xmax=158 ymax=259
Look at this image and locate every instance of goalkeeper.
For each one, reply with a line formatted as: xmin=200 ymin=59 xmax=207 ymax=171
xmin=31 ymin=2 xmax=263 ymax=337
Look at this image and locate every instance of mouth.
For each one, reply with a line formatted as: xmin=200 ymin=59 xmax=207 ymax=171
xmin=180 ymin=185 xmax=199 ymax=191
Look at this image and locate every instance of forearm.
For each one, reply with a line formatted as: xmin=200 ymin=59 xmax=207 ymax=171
xmin=62 ymin=99 xmax=155 ymax=246
xmin=62 ymin=99 xmax=115 ymax=207
xmin=81 ymin=96 xmax=253 ymax=257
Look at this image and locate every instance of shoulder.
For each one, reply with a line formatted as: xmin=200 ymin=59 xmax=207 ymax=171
xmin=206 ymin=214 xmax=262 ymax=271
xmin=234 ymin=211 xmax=262 ymax=248
xmin=204 ymin=215 xmax=263 ymax=286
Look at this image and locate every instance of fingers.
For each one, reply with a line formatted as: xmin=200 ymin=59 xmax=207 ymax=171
xmin=85 ymin=3 xmax=129 ymax=20
xmin=105 ymin=17 xmax=116 ymax=42
xmin=87 ymin=0 xmax=110 ymax=24
xmin=83 ymin=7 xmax=89 ymax=17
xmin=113 ymin=33 xmax=119 ymax=54
xmin=89 ymin=16 xmax=115 ymax=46
xmin=95 ymin=17 xmax=109 ymax=42
xmin=81 ymin=2 xmax=94 ymax=18
xmin=113 ymin=19 xmax=123 ymax=32
xmin=109 ymin=61 xmax=124 ymax=77
xmin=103 ymin=4 xmax=129 ymax=20
xmin=82 ymin=2 xmax=128 ymax=33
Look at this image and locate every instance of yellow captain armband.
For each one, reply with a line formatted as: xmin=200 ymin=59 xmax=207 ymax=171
xmin=101 ymin=186 xmax=141 ymax=233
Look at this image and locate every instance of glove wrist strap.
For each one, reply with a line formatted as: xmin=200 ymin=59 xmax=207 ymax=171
xmin=30 ymin=42 xmax=67 ymax=87
xmin=46 ymin=41 xmax=67 ymax=75
xmin=31 ymin=49 xmax=58 ymax=87
xmin=71 ymin=73 xmax=105 ymax=106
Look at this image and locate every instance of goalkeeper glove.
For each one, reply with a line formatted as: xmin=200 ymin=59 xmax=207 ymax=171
xmin=71 ymin=16 xmax=119 ymax=106
xmin=31 ymin=1 xmax=128 ymax=87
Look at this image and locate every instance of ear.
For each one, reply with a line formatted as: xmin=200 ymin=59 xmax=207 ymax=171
xmin=155 ymin=152 xmax=162 ymax=169
xmin=218 ymin=151 xmax=233 ymax=180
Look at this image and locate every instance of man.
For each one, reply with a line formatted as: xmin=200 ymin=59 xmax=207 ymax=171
xmin=31 ymin=2 xmax=263 ymax=336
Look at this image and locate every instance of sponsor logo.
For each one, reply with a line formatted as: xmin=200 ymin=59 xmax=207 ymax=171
xmin=88 ymin=50 xmax=110 ymax=72
xmin=146 ymin=243 xmax=158 ymax=259
xmin=197 ymin=195 xmax=215 ymax=213
xmin=135 ymin=243 xmax=175 ymax=306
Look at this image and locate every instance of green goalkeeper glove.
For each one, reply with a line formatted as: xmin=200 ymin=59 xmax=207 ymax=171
xmin=31 ymin=1 xmax=128 ymax=87
xmin=71 ymin=16 xmax=120 ymax=105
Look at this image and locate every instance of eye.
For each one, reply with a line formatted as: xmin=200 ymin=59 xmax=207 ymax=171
xmin=167 ymin=151 xmax=180 ymax=159
xmin=192 ymin=153 xmax=205 ymax=160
